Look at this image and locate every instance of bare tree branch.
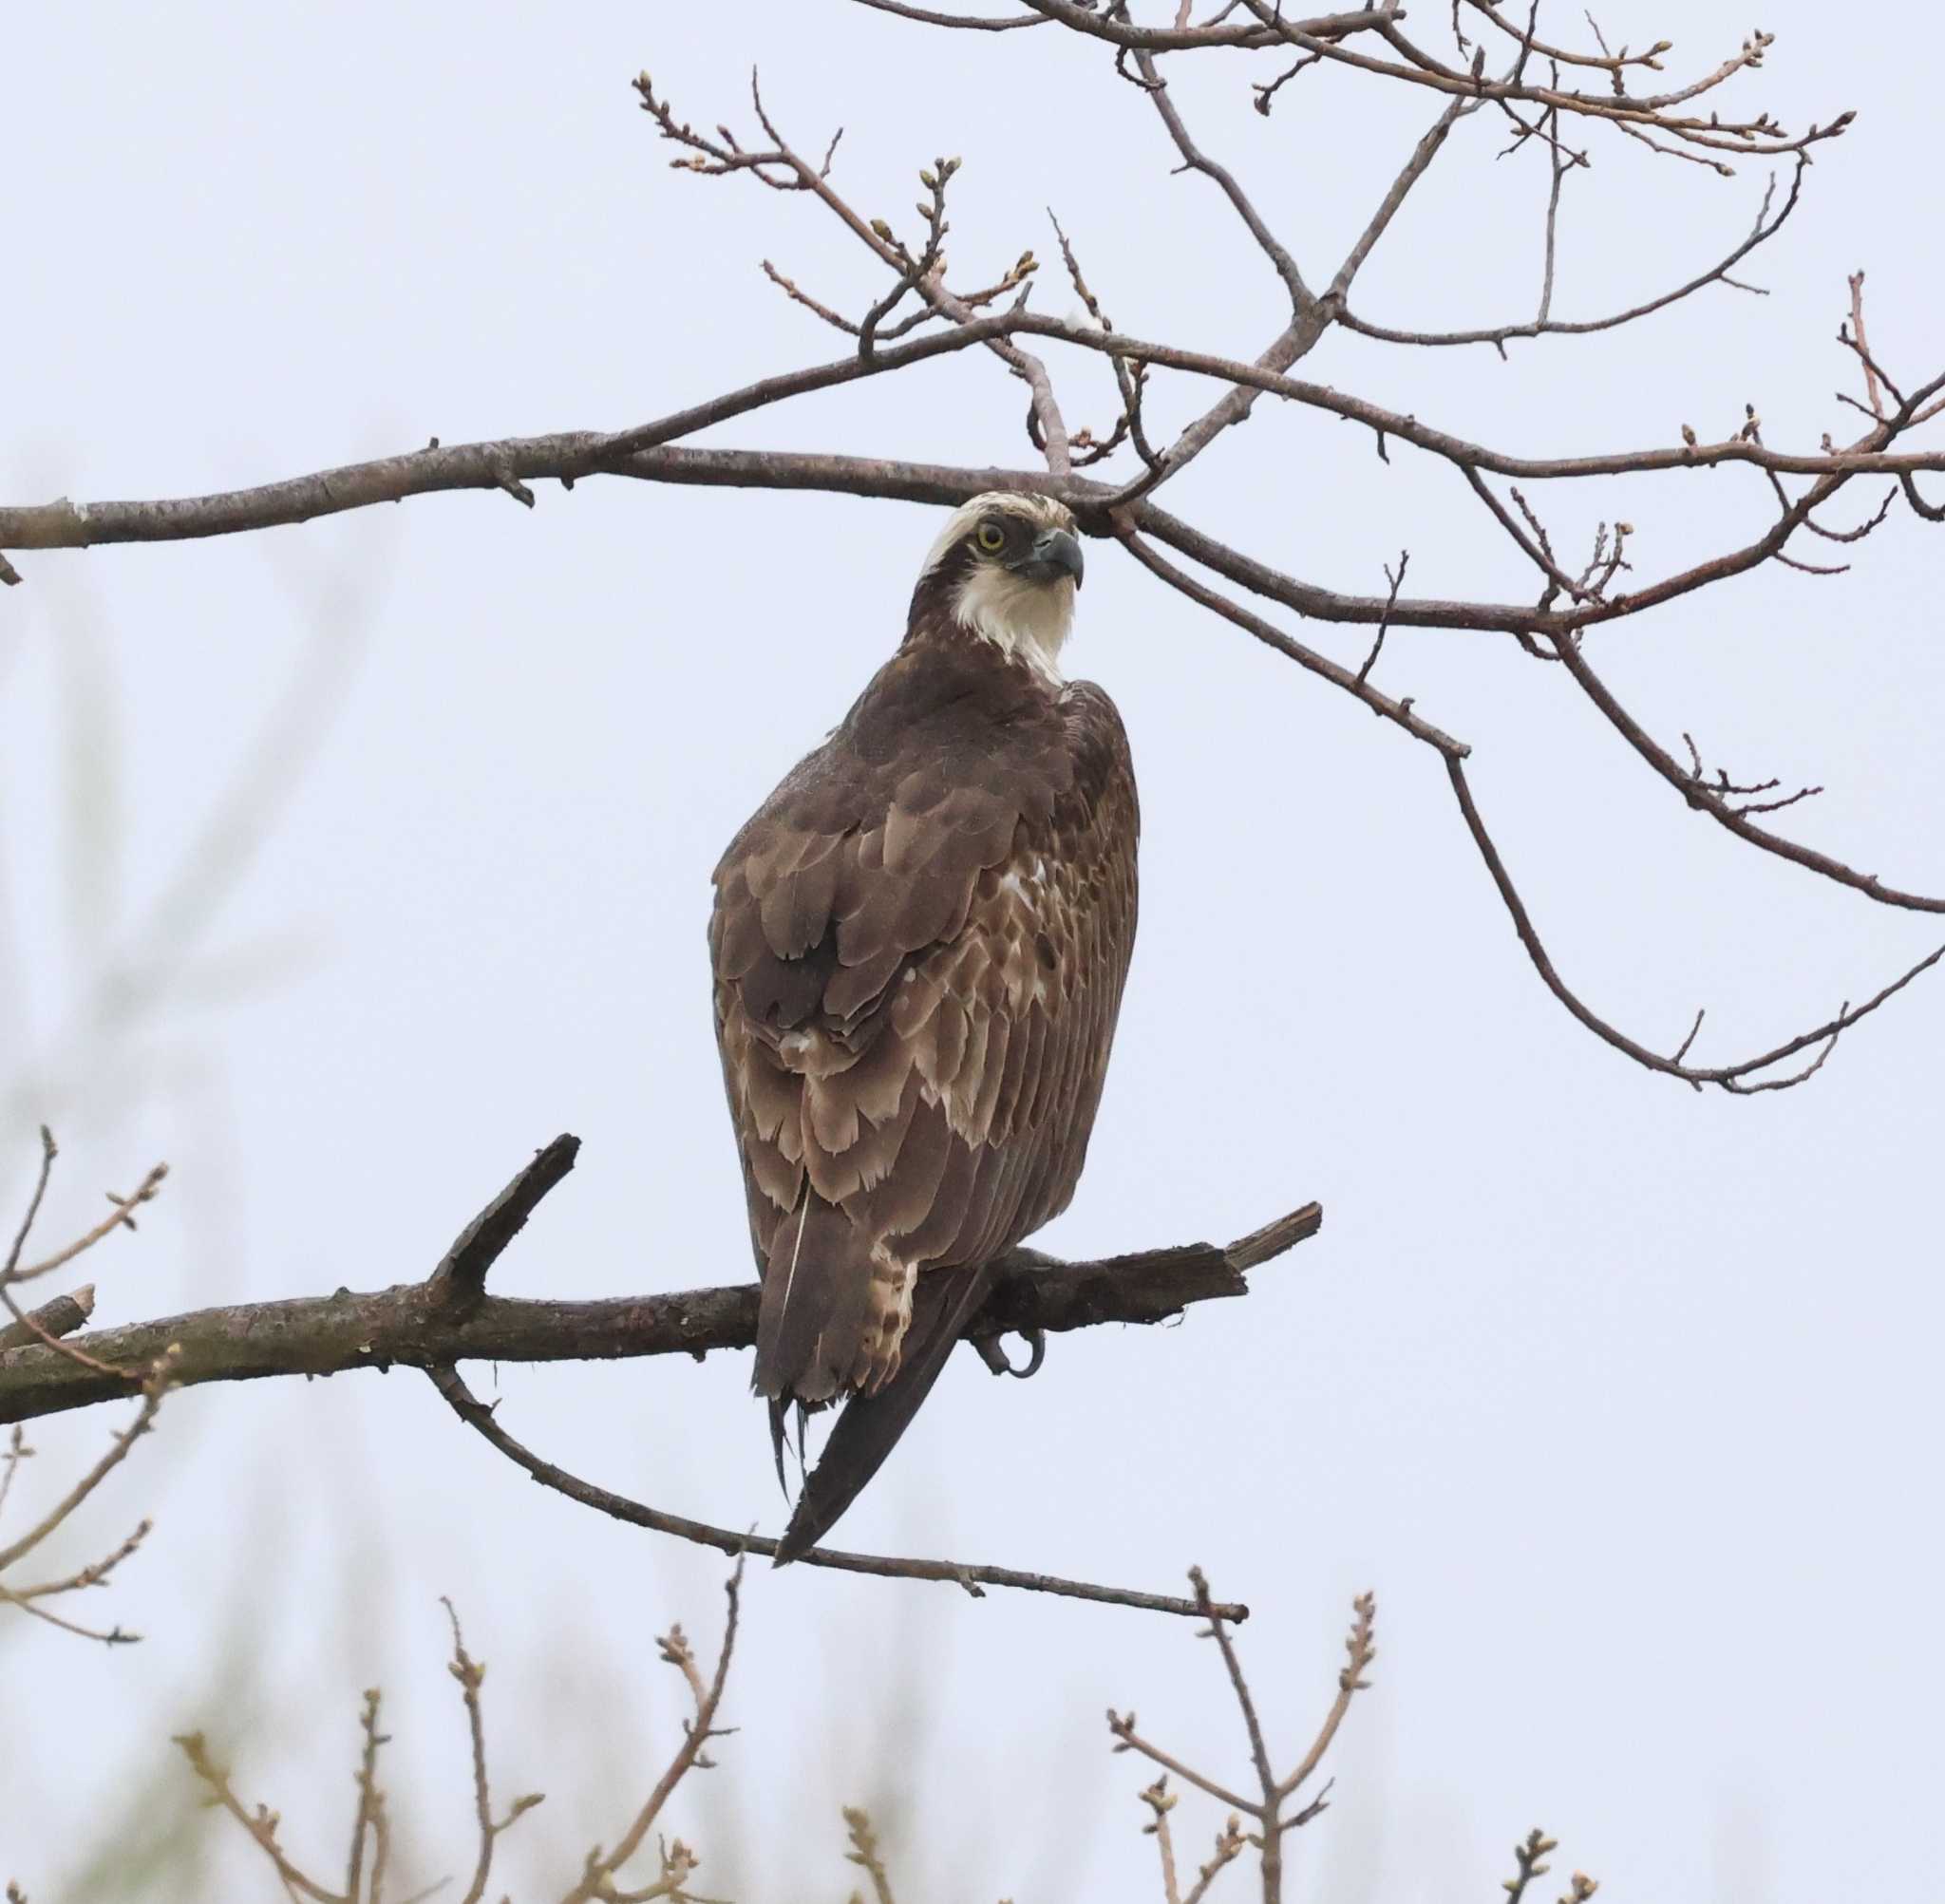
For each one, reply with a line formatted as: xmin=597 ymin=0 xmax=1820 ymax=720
xmin=851 ymin=0 xmax=1044 ymax=28
xmin=180 ymin=1602 xmax=545 ymax=1904
xmin=2 ymin=1138 xmax=1312 ymax=1616
xmin=1011 ymin=2 xmax=1393 ymax=53
xmin=1444 ymin=754 xmax=1945 ymax=1094
xmin=1461 ymin=0 xmax=1666 ymax=75
xmin=1341 ymin=160 xmax=1805 ymax=350
xmin=556 ymin=1569 xmax=741 ymax=1904
xmin=841 ymin=1807 xmax=899 ymax=1904
xmin=1243 ymin=7 xmax=1846 ymax=156
xmin=0 ymin=1284 xmax=94 ymax=1353
xmin=636 ymin=70 xmax=1076 ymax=473
xmin=1547 ymin=630 xmax=1945 ymax=915
xmin=0 ymin=1159 xmax=1320 ymax=1429
xmin=1120 ymin=532 xmax=1945 ymax=1092
xmin=1111 ymin=1575 xmax=1378 ymax=1902
xmin=8 ymin=309 xmax=1940 ymax=567
xmin=431 ymin=1361 xmax=1250 ymax=1623
xmin=1501 ymin=1828 xmax=1600 ymax=1904
xmin=0 ymin=1135 xmax=176 ymax=1646
xmin=4 ymin=12 xmax=1936 ymax=1109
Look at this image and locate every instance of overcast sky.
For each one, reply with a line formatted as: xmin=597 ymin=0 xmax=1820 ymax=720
xmin=4 ymin=4 xmax=1943 ymax=1899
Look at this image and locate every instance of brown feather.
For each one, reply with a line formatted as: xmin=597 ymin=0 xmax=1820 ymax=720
xmin=711 ymin=499 xmax=1139 ymax=1552
xmin=772 ymin=1260 xmax=995 ymax=1565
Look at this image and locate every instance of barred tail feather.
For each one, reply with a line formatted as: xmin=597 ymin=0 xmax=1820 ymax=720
xmin=753 ymin=1192 xmax=876 ymax=1404
xmin=773 ymin=1261 xmax=994 ymax=1565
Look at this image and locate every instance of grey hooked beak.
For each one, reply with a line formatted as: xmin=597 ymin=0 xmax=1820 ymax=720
xmin=1012 ymin=527 xmax=1086 ymax=588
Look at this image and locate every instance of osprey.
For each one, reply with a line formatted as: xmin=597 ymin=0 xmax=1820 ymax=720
xmin=709 ymin=491 xmax=1139 ymax=1561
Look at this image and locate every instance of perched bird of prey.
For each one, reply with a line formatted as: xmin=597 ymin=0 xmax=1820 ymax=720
xmin=708 ymin=491 xmax=1140 ymax=1561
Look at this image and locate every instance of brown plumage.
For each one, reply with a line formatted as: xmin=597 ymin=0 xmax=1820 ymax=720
xmin=708 ymin=492 xmax=1139 ymax=1560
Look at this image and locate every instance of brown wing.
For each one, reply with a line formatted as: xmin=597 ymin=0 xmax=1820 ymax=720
xmin=710 ymin=645 xmax=1137 ymax=1536
xmin=878 ymin=678 xmax=1140 ymax=1263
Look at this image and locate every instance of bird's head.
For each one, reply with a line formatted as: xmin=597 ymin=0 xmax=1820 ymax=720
xmin=909 ymin=491 xmax=1086 ymax=681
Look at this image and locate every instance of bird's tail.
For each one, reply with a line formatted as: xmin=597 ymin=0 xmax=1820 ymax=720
xmin=753 ymin=1191 xmax=876 ymax=1403
xmin=753 ymin=1188 xmax=898 ymax=1493
xmin=772 ymin=1259 xmax=994 ymax=1565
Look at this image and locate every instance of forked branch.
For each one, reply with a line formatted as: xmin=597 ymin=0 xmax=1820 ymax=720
xmin=2 ymin=7 xmax=1938 ymax=1103
xmin=0 ymin=1132 xmax=1320 ymax=1430
xmin=0 ymin=1132 xmax=176 ymax=1646
xmin=1109 ymin=1574 xmax=1378 ymax=1904
xmin=175 ymin=1574 xmax=747 ymax=1904
xmin=4 ymin=1135 xmax=1313 ymax=1619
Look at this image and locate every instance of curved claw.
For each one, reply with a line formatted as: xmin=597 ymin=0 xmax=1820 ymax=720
xmin=972 ymin=1328 xmax=1047 ymax=1379
xmin=766 ymin=1397 xmax=811 ymax=1498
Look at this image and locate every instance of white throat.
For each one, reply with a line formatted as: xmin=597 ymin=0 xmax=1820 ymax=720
xmin=949 ymin=565 xmax=1075 ymax=685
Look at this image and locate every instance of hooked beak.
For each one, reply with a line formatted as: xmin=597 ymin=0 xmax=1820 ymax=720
xmin=1011 ymin=526 xmax=1086 ymax=588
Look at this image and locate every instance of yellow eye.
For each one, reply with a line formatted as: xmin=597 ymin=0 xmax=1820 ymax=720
xmin=975 ymin=521 xmax=1006 ymax=553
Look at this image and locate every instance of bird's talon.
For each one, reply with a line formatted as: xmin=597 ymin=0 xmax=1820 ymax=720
xmin=973 ymin=1328 xmax=1046 ymax=1379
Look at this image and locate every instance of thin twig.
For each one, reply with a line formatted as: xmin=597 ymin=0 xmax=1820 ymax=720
xmin=1275 ymin=1593 xmax=1376 ymax=1801
xmin=0 ymin=1368 xmax=172 ymax=1574
xmin=851 ymin=0 xmax=1043 ymax=26
xmin=431 ymin=1362 xmax=1247 ymax=1622
xmin=842 ymin=1808 xmax=897 ymax=1904
xmin=173 ymin=1732 xmax=344 ymax=1904
xmin=1444 ymin=755 xmax=1945 ymax=1092
xmin=560 ymin=1562 xmax=743 ymax=1904
xmin=1111 ymin=1578 xmax=1378 ymax=1904
xmin=2 ymin=1161 xmax=169 ymax=1288
xmin=1548 ymin=629 xmax=1945 ymax=915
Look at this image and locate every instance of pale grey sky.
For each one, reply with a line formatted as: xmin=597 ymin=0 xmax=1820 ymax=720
xmin=3 ymin=4 xmax=1942 ymax=1899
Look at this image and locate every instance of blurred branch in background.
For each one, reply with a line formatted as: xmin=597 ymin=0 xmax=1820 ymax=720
xmin=0 ymin=1128 xmax=172 ymax=1649
xmin=1111 ymin=1572 xmax=1375 ymax=1904
xmin=7 ymin=4 xmax=1922 ymax=1895
xmin=153 ymin=1559 xmax=1572 ymax=1904
xmin=5 ymin=553 xmax=369 ymax=1140
xmin=1501 ymin=1829 xmax=1600 ymax=1904
xmin=175 ymin=1564 xmax=741 ymax=1904
xmin=0 ymin=506 xmax=378 ymax=1898
xmin=1106 ymin=1574 xmax=1598 ymax=1904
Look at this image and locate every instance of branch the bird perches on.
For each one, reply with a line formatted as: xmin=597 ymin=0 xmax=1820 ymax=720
xmin=0 ymin=1135 xmax=1319 ymax=1620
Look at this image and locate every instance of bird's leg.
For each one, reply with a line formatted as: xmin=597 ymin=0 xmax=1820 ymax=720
xmin=971 ymin=1329 xmax=1047 ymax=1379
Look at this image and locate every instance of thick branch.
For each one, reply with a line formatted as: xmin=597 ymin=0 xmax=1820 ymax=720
xmin=431 ymin=1133 xmax=582 ymax=1303
xmin=0 ymin=313 xmax=1029 ymax=562
xmin=0 ymin=439 xmax=1565 ymax=632
xmin=0 ymin=1194 xmax=1321 ymax=1427
xmin=23 ymin=397 xmax=1930 ymax=649
xmin=8 ymin=311 xmax=1940 ymax=575
xmin=1 ymin=1140 xmax=1315 ymax=1618
xmin=0 ymin=1286 xmax=95 ymax=1353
